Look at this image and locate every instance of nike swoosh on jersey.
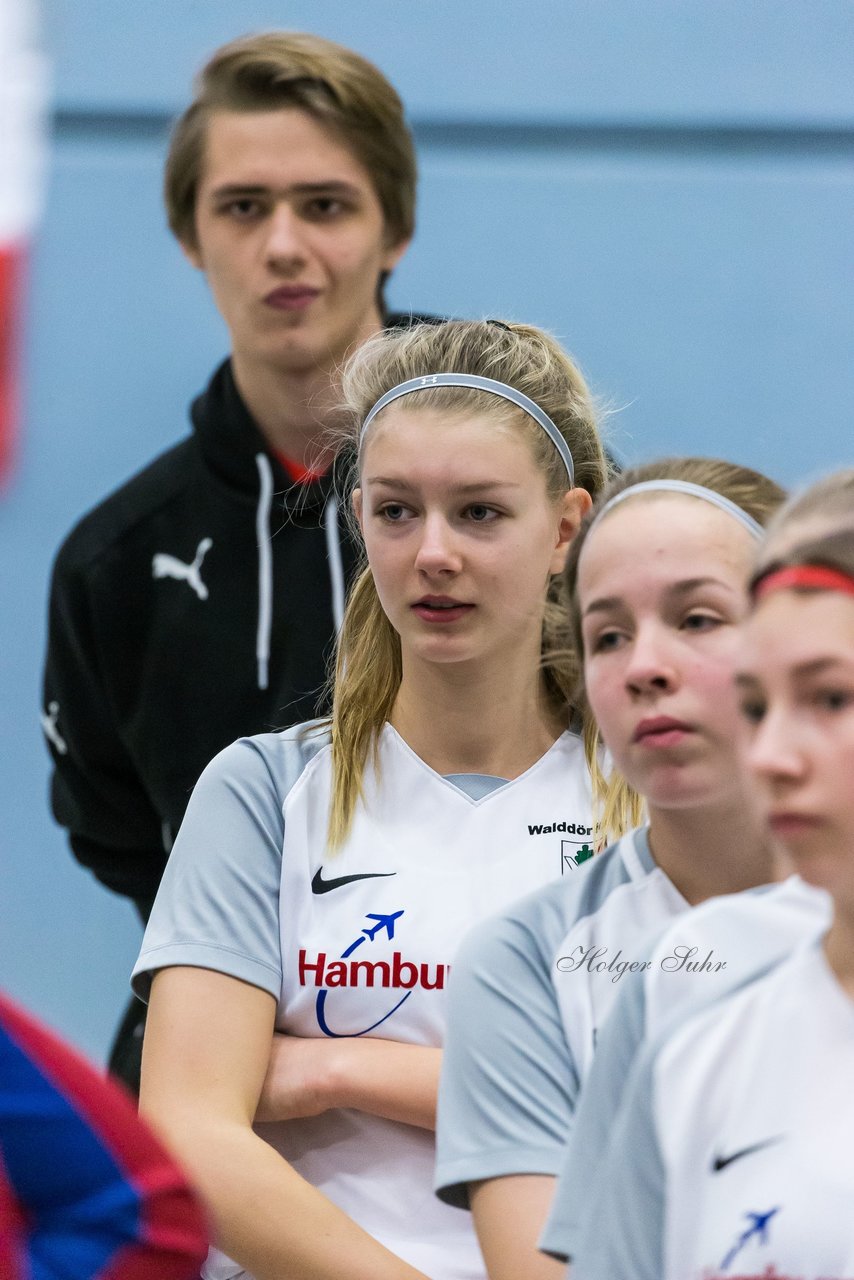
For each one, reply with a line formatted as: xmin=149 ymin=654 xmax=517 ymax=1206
xmin=311 ymin=868 xmax=397 ymax=895
xmin=711 ymin=1136 xmax=784 ymax=1173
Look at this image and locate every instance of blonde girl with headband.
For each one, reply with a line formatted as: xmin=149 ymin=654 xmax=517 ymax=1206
xmin=539 ymin=479 xmax=854 ymax=1269
xmin=569 ymin=477 xmax=854 ymax=1280
xmin=435 ymin=456 xmax=786 ymax=1280
xmin=131 ymin=320 xmax=609 ymax=1280
xmin=500 ymin=472 xmax=854 ymax=1275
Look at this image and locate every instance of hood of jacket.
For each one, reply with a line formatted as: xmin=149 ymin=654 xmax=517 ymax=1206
xmin=190 ymin=313 xmax=444 ymax=514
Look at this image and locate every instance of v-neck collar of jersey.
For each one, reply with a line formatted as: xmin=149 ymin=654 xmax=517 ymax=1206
xmin=381 ymin=721 xmax=575 ymax=807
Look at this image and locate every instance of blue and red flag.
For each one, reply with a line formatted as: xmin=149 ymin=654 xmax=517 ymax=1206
xmin=0 ymin=990 xmax=209 ymax=1279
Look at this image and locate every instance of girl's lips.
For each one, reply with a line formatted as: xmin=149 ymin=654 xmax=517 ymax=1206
xmin=632 ymin=717 xmax=693 ymax=747
xmin=768 ymin=812 xmax=822 ymax=837
xmin=264 ymin=286 xmax=319 ymax=311
xmin=411 ymin=600 xmax=474 ymax=624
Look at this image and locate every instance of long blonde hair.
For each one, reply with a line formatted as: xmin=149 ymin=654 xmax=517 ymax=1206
xmin=325 ymin=319 xmax=608 ymax=849
xmin=562 ymin=456 xmax=787 ymax=843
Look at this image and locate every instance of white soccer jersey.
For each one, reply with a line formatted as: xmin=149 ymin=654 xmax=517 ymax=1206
xmin=541 ymin=876 xmax=831 ymax=1261
xmin=573 ymin=939 xmax=854 ymax=1280
xmin=435 ymin=824 xmax=688 ymax=1206
xmin=134 ymin=721 xmax=593 ymax=1280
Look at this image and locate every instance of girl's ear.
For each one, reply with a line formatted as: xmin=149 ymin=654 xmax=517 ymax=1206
xmin=352 ymin=488 xmax=364 ymax=533
xmin=550 ymin=488 xmax=592 ymax=575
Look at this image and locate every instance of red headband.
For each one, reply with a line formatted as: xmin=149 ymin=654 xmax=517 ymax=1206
xmin=754 ymin=564 xmax=854 ymax=603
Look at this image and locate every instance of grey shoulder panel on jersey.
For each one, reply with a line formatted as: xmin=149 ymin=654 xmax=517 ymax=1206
xmin=132 ymin=722 xmax=329 ymax=1001
xmin=434 ymin=837 xmax=637 ymax=1209
xmin=560 ymin=931 xmax=796 ymax=1273
xmin=540 ymin=956 xmax=649 ymax=1259
xmin=569 ymin=1039 xmax=666 ymax=1277
xmin=540 ymin=883 xmax=782 ymax=1261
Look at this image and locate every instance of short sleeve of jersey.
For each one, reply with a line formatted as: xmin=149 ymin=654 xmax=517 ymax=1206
xmin=132 ymin=726 xmax=326 ymax=1001
xmin=434 ymin=882 xmax=581 ymax=1208
xmin=539 ymin=963 xmax=649 ymax=1260
xmin=570 ymin=1040 xmax=666 ymax=1279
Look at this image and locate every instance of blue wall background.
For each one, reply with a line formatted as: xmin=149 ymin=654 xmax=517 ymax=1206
xmin=2 ymin=0 xmax=852 ymax=1060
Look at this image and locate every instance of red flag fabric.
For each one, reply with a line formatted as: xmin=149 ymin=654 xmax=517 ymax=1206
xmin=0 ymin=244 xmax=24 ymax=483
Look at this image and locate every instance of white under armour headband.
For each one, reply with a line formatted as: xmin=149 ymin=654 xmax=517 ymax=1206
xmin=358 ymin=373 xmax=575 ymax=485
xmin=590 ymin=479 xmax=764 ymax=539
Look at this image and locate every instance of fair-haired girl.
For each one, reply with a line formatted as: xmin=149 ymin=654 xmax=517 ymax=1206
xmin=569 ymin=478 xmax=854 ymax=1279
xmin=131 ymin=320 xmax=610 ymax=1280
xmin=435 ymin=456 xmax=785 ymax=1280
xmin=539 ymin=470 xmax=854 ymax=1268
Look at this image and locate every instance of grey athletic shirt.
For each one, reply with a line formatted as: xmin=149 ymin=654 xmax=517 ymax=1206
xmin=434 ymin=825 xmax=688 ymax=1207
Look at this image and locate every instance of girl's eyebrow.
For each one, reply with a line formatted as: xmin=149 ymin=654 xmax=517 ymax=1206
xmin=736 ymin=656 xmax=854 ymax=692
xmin=365 ymin=476 xmax=521 ymax=494
xmin=582 ymin=595 xmax=623 ymax=618
xmin=788 ymin=656 xmax=852 ymax=679
xmin=583 ymin=576 xmax=730 ymax=618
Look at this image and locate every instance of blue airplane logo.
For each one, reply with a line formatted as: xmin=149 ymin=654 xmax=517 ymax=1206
xmin=720 ymin=1208 xmax=780 ymax=1270
xmin=338 ymin=910 xmax=403 ymax=958
xmin=362 ymin=911 xmax=404 ymax=943
xmin=316 ymin=910 xmax=410 ymax=1037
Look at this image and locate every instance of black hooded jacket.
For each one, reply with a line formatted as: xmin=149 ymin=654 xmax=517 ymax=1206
xmin=43 ymin=317 xmax=437 ymax=919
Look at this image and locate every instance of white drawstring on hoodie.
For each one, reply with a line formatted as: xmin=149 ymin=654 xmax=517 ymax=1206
xmin=255 ymin=453 xmax=274 ymax=691
xmin=323 ymin=493 xmax=345 ymax=633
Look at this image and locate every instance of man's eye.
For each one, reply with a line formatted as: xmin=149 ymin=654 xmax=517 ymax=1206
xmin=220 ymin=199 xmax=262 ymax=219
xmin=305 ymin=197 xmax=347 ymax=219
